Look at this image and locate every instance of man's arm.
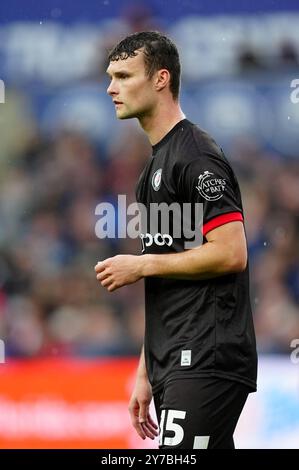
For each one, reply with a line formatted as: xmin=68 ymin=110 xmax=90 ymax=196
xmin=95 ymin=221 xmax=247 ymax=291
xmin=128 ymin=345 xmax=158 ymax=440
xmin=142 ymin=221 xmax=247 ymax=280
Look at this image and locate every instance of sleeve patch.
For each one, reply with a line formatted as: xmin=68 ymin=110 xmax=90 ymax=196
xmin=196 ymin=171 xmax=227 ymax=201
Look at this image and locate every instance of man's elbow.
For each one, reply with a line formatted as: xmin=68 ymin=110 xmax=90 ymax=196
xmin=227 ymin=250 xmax=247 ymax=273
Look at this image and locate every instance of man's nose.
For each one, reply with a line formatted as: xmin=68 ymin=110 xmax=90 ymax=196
xmin=107 ymin=80 xmax=117 ymax=96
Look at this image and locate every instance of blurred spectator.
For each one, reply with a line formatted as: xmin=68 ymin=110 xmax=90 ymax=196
xmin=279 ymin=40 xmax=299 ymax=67
xmin=237 ymin=47 xmax=265 ymax=72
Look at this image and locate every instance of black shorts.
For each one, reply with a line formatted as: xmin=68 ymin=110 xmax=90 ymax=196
xmin=153 ymin=377 xmax=249 ymax=449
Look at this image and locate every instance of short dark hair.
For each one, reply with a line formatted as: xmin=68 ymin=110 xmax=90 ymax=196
xmin=108 ymin=31 xmax=181 ymax=100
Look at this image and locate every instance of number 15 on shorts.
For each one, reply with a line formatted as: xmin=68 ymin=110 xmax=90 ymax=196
xmin=159 ymin=409 xmax=210 ymax=449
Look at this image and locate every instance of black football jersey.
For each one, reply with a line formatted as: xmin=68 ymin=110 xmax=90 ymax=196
xmin=135 ymin=119 xmax=257 ymax=394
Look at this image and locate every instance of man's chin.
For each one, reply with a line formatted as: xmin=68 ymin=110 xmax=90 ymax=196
xmin=116 ymin=110 xmax=135 ymax=120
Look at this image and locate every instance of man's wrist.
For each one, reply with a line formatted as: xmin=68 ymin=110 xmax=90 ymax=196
xmin=140 ymin=254 xmax=157 ymax=278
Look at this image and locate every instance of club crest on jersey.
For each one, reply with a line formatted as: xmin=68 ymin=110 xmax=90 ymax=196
xmin=152 ymin=168 xmax=162 ymax=191
xmin=196 ymin=171 xmax=226 ymax=201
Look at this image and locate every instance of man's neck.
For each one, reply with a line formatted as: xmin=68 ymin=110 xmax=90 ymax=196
xmin=138 ymin=100 xmax=185 ymax=146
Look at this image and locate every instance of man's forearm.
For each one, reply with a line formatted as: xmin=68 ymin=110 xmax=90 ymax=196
xmin=136 ymin=345 xmax=148 ymax=380
xmin=141 ymin=239 xmax=246 ymax=281
xmin=95 ymin=222 xmax=247 ymax=290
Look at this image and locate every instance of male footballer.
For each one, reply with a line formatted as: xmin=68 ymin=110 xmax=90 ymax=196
xmin=95 ymin=31 xmax=257 ymax=449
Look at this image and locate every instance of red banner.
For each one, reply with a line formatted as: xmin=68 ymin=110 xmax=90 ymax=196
xmin=0 ymin=358 xmax=157 ymax=449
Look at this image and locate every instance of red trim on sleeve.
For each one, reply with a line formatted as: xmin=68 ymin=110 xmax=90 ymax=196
xmin=202 ymin=212 xmax=243 ymax=237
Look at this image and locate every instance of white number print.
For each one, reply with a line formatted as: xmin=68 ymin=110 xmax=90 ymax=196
xmin=159 ymin=409 xmax=210 ymax=448
xmin=193 ymin=435 xmax=210 ymax=449
xmin=160 ymin=409 xmax=186 ymax=446
xmin=158 ymin=409 xmax=166 ymax=446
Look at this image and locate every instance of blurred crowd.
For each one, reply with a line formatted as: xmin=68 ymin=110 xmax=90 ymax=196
xmin=0 ymin=4 xmax=298 ymax=359
xmin=0 ymin=119 xmax=151 ymax=358
xmin=0 ymin=109 xmax=298 ymax=359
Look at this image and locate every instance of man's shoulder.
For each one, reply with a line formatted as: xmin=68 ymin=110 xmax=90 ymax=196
xmin=172 ymin=120 xmax=224 ymax=167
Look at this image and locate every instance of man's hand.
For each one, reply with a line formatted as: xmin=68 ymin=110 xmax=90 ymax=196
xmin=95 ymin=255 xmax=144 ymax=292
xmin=128 ymin=376 xmax=159 ymax=441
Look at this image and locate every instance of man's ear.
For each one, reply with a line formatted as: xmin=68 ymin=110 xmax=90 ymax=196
xmin=155 ymin=69 xmax=170 ymax=92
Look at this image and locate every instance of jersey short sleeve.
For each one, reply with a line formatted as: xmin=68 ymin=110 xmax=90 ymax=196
xmin=177 ymin=139 xmax=243 ymax=237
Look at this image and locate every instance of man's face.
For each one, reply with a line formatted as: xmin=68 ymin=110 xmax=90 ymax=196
xmin=106 ymin=50 xmax=156 ymax=120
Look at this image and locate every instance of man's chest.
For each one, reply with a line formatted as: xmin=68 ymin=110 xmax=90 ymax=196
xmin=136 ymin=151 xmax=177 ymax=206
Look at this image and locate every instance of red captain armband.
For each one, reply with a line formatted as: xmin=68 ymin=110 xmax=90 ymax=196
xmin=202 ymin=211 xmax=243 ymax=237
